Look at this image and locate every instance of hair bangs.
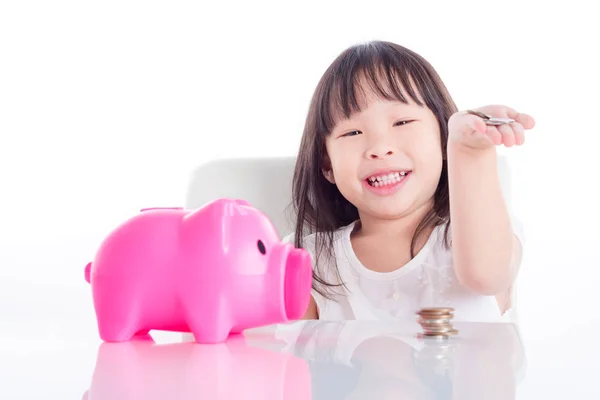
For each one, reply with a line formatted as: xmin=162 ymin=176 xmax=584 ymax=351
xmin=318 ymin=43 xmax=430 ymax=137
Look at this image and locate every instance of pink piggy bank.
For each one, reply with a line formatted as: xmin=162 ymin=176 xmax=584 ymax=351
xmin=84 ymin=198 xmax=313 ymax=343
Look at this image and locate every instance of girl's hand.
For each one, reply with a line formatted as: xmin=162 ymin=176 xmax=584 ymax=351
xmin=448 ymin=105 xmax=536 ymax=150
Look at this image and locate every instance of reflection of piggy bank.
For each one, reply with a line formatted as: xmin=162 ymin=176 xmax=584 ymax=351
xmin=84 ymin=198 xmax=313 ymax=343
xmin=82 ymin=335 xmax=311 ymax=400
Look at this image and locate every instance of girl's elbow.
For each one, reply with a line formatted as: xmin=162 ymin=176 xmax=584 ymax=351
xmin=454 ymin=249 xmax=516 ymax=296
xmin=459 ymin=271 xmax=512 ymax=296
xmin=464 ymin=278 xmax=504 ymax=296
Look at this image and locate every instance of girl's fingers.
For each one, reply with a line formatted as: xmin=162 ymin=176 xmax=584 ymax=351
xmin=451 ymin=107 xmax=533 ymax=149
xmin=486 ymin=127 xmax=503 ymax=145
xmin=497 ymin=124 xmax=515 ymax=147
xmin=464 ymin=113 xmax=488 ymax=134
xmin=504 ymin=107 xmax=536 ymax=130
xmin=511 ymin=121 xmax=526 ymax=145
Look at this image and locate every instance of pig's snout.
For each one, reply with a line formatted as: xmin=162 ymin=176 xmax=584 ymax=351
xmin=283 ymin=248 xmax=313 ymax=320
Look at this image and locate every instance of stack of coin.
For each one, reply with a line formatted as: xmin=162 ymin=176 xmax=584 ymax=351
xmin=416 ymin=307 xmax=458 ymax=338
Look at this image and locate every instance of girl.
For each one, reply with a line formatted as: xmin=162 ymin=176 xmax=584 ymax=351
xmin=287 ymin=41 xmax=535 ymax=322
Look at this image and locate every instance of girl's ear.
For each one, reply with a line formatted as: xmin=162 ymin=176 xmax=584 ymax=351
xmin=321 ymin=155 xmax=336 ymax=184
xmin=322 ymin=168 xmax=336 ymax=184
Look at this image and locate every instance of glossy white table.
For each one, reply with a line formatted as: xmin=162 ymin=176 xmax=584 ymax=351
xmin=91 ymin=320 xmax=525 ymax=400
xmin=1 ymin=312 xmax=598 ymax=399
xmin=1 ymin=236 xmax=599 ymax=399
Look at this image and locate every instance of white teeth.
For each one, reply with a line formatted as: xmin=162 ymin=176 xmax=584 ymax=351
xmin=367 ymin=171 xmax=409 ymax=187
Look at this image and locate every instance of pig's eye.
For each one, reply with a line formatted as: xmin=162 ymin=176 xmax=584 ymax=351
xmin=257 ymin=240 xmax=266 ymax=255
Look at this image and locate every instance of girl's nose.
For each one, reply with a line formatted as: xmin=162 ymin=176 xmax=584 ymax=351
xmin=368 ymin=145 xmax=394 ymax=159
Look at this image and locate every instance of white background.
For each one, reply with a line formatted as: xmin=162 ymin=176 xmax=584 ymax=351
xmin=1 ymin=0 xmax=599 ymax=397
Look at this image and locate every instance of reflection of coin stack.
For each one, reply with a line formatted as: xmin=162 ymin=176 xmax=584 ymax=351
xmin=416 ymin=307 xmax=458 ymax=339
xmin=412 ymin=338 xmax=456 ymax=377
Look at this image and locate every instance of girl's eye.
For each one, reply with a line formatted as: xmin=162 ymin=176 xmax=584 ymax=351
xmin=339 ymin=121 xmax=412 ymax=137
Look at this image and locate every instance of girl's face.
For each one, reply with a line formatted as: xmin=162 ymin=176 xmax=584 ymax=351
xmin=324 ymin=86 xmax=443 ymax=222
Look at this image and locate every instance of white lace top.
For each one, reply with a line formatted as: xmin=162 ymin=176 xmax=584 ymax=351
xmin=284 ymin=219 xmax=523 ymax=323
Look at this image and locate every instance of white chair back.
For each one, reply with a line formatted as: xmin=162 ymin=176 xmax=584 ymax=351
xmin=185 ymin=157 xmax=297 ymax=238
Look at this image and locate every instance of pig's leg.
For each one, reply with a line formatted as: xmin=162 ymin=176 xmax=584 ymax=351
xmin=95 ymin=287 xmax=143 ymax=342
xmin=97 ymin=313 xmax=143 ymax=342
xmin=188 ymin=318 xmax=231 ymax=343
xmin=184 ymin=297 xmax=233 ymax=343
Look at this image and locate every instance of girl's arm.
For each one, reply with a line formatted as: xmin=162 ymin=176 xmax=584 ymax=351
xmin=447 ymin=144 xmax=520 ymax=295
xmin=446 ymin=106 xmax=535 ymax=296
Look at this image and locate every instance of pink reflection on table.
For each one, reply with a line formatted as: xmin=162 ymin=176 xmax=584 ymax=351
xmin=82 ymin=334 xmax=311 ymax=400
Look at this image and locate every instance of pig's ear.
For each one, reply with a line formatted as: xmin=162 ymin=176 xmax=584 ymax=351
xmin=211 ymin=198 xmax=247 ymax=218
xmin=234 ymin=199 xmax=251 ymax=207
xmin=226 ymin=199 xmax=248 ymax=216
xmin=219 ymin=199 xmax=247 ymax=243
xmin=184 ymin=198 xmax=244 ymax=243
xmin=186 ymin=198 xmax=246 ymax=222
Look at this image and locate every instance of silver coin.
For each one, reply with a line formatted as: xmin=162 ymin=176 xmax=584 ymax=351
xmin=485 ymin=117 xmax=515 ymax=126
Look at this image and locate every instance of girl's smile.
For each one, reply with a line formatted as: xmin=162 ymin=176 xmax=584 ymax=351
xmin=362 ymin=169 xmax=412 ymax=196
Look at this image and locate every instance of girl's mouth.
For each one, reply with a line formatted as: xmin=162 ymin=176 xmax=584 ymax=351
xmin=366 ymin=171 xmax=411 ymax=187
